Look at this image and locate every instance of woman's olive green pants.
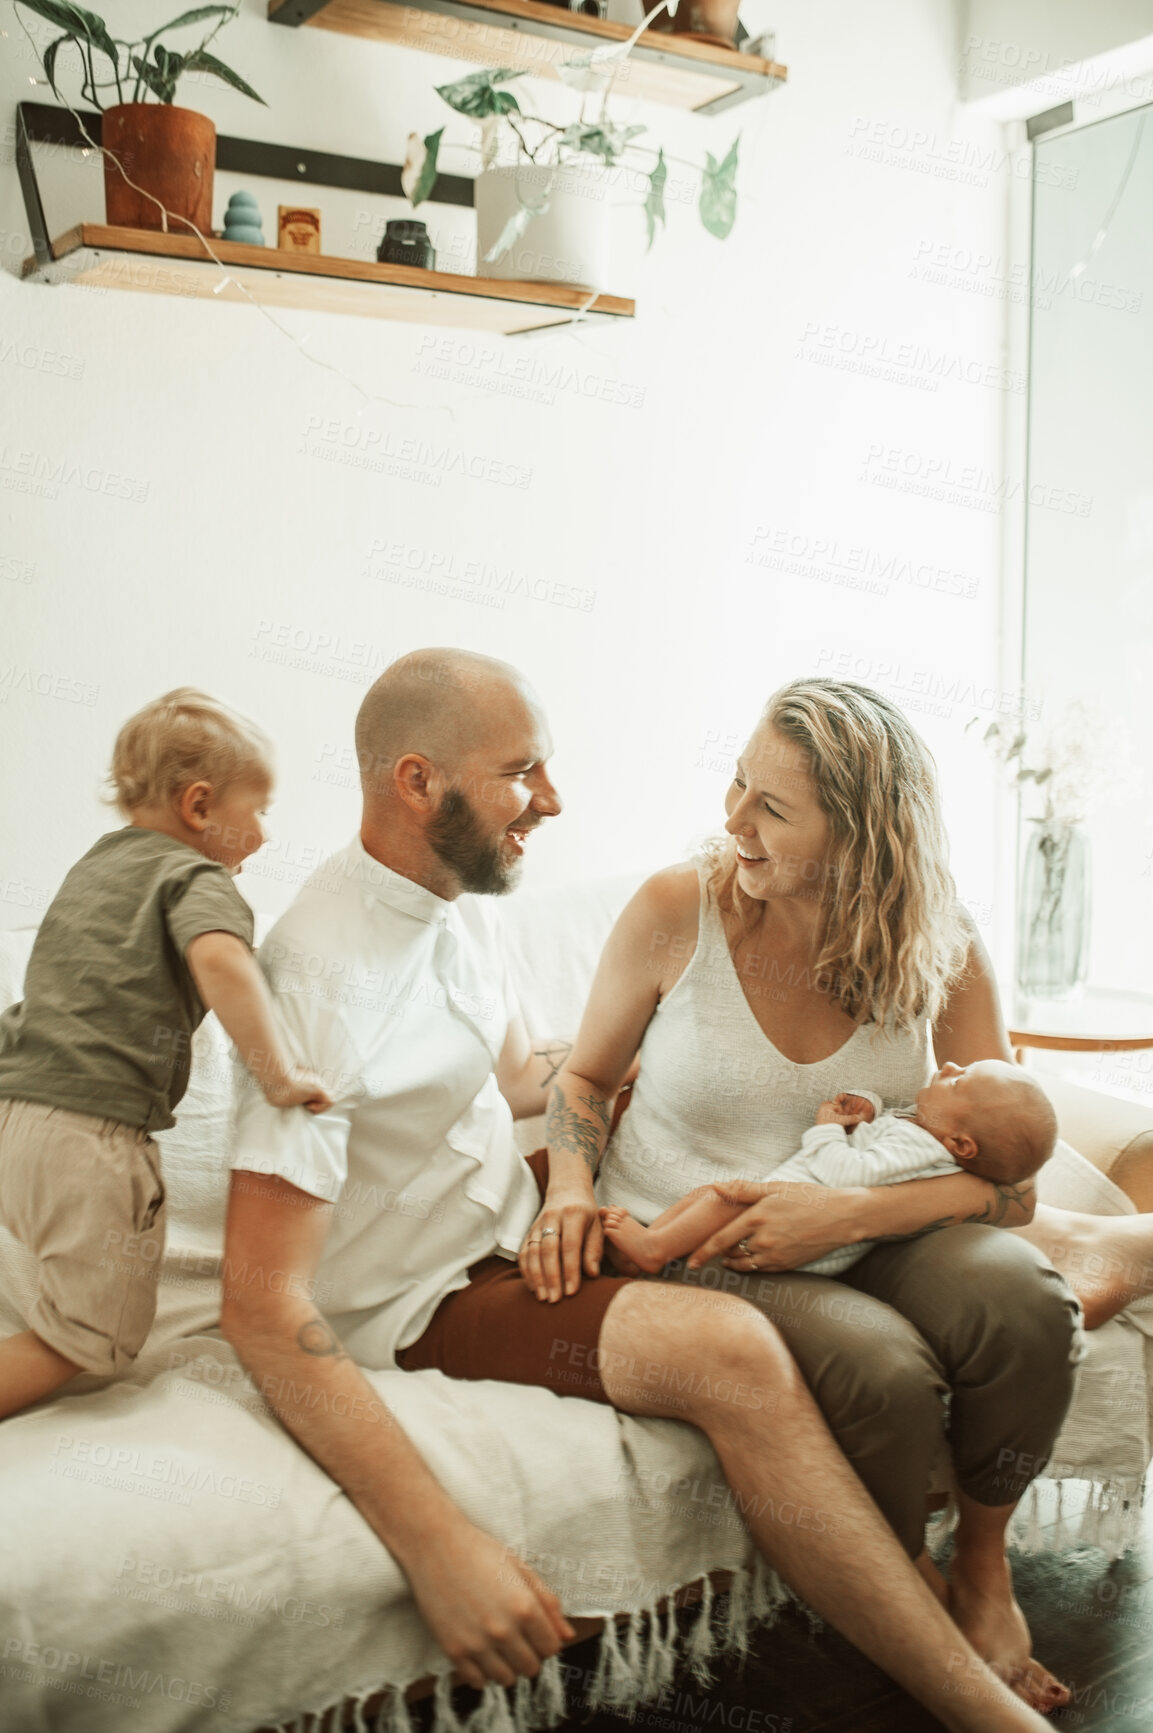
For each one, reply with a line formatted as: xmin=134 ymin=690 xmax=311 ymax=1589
xmin=664 ymin=1224 xmax=1085 ymax=1558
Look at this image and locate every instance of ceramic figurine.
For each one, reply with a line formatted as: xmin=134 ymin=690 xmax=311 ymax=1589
xmin=222 ymin=189 xmax=265 ymax=245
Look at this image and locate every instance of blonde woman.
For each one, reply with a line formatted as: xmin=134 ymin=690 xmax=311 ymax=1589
xmin=522 ymin=678 xmax=1083 ymax=1712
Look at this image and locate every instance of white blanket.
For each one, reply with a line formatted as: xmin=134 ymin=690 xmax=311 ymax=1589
xmin=1 ymin=1334 xmax=767 ymax=1733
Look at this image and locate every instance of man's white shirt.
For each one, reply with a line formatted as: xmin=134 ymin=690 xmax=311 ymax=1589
xmin=230 ymin=837 xmax=540 ymax=1368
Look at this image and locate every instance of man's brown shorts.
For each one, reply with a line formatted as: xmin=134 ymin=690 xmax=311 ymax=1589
xmin=395 ymin=1151 xmax=633 ymax=1402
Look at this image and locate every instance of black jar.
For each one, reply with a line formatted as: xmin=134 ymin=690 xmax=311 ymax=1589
xmin=377 ymin=219 xmax=436 ymax=269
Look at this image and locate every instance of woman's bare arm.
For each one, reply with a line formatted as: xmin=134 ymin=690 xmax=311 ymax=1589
xmin=932 ymin=919 xmax=1016 ymax=1066
xmin=521 ymin=867 xmax=696 ymax=1302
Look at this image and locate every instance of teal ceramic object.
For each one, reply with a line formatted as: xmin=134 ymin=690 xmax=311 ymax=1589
xmin=222 ymin=190 xmax=265 ymax=246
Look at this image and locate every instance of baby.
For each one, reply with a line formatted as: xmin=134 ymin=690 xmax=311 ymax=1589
xmin=600 ymin=1060 xmax=1057 ymax=1278
xmin=0 ymin=688 xmax=331 ymax=1421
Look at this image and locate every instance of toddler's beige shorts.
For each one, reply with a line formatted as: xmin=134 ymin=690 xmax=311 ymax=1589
xmin=0 ymin=1098 xmax=166 ymax=1374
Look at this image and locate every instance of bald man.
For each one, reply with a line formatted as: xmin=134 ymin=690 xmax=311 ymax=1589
xmin=219 ymin=650 xmax=1051 ymax=1733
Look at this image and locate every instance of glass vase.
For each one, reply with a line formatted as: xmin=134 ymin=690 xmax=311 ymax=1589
xmin=1015 ymin=822 xmax=1091 ymax=1000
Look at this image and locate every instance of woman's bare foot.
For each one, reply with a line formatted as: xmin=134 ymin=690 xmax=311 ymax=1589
xmin=1015 ymin=1207 xmax=1153 ymax=1329
xmin=948 ymin=1549 xmax=1068 ymax=1714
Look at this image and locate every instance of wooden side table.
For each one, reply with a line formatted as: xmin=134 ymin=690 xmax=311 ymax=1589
xmin=1009 ymin=991 xmax=1153 ymax=1065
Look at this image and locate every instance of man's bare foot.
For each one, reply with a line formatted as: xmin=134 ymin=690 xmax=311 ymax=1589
xmin=599 ymin=1207 xmax=666 ymax=1275
xmin=948 ymin=1551 xmax=1068 ymax=1714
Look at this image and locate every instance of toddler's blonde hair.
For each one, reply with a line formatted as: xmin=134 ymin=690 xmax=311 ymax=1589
xmin=108 ymin=688 xmax=273 ymax=818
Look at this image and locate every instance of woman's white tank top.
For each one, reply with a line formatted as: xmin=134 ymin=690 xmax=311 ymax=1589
xmin=595 ymin=865 xmax=934 ymax=1222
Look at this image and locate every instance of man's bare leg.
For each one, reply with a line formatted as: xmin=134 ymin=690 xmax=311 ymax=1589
xmin=0 ymin=1330 xmax=79 ymax=1420
xmin=1014 ymin=1205 xmax=1153 ymax=1329
xmin=597 ymin=1283 xmax=1053 ymax=1731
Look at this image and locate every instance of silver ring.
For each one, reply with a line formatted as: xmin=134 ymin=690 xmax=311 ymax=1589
xmin=737 ymin=1238 xmax=752 ymax=1256
xmin=540 ymin=1227 xmax=559 ymax=1238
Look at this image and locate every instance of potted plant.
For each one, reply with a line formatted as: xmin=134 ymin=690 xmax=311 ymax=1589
xmin=972 ymin=704 xmax=1135 ymax=1001
xmin=401 ymin=56 xmax=739 ymax=288
xmin=15 ymin=1 xmax=265 ymax=235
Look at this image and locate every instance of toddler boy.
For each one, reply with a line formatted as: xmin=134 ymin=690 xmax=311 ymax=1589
xmin=0 ymin=688 xmax=330 ymax=1419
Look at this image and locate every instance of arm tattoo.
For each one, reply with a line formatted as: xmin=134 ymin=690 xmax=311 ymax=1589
xmin=296 ymin=1316 xmax=350 ymax=1362
xmin=872 ymin=1180 xmax=1036 ymax=1245
xmin=965 ymin=1180 xmax=1034 ymax=1228
xmin=545 ymin=1082 xmax=610 ymax=1175
xmin=533 ymin=1040 xmax=573 ymax=1089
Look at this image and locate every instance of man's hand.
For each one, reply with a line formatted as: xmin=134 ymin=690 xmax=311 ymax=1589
xmin=407 ymin=1523 xmax=574 ymax=1688
xmin=815 ymin=1092 xmax=876 ymax=1130
xmin=519 ymin=1184 xmax=602 ymax=1302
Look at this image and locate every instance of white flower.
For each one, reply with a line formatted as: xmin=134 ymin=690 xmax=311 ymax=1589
xmin=975 ymin=700 xmax=1140 ymax=827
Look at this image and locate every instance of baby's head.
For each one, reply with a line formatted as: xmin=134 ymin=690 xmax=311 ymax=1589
xmin=108 ymin=688 xmax=275 ymax=873
xmin=913 ymin=1060 xmax=1057 ymax=1185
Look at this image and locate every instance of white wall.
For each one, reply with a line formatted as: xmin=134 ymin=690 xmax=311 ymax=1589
xmin=1 ymin=0 xmax=1014 ymax=950
xmin=960 ymin=0 xmax=1153 ymax=111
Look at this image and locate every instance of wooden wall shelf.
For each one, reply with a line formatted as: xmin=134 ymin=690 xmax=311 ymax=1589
xmin=21 ymin=225 xmax=635 ymax=333
xmin=269 ymin=0 xmax=787 ymax=115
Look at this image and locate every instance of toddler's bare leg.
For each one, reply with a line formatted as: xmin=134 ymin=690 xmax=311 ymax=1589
xmin=601 ymin=1191 xmax=748 ymax=1275
xmin=0 ymin=1330 xmax=80 ymax=1420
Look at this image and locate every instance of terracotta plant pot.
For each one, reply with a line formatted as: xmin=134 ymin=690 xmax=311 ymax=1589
xmin=102 ymin=104 xmax=216 ymax=234
xmin=672 ymin=0 xmax=740 ymax=48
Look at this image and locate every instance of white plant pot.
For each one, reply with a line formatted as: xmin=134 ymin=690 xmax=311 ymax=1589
xmin=474 ymin=162 xmax=612 ymax=288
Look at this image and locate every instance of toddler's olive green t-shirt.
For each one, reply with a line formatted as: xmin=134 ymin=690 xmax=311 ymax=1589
xmin=0 ymin=828 xmax=255 ymax=1132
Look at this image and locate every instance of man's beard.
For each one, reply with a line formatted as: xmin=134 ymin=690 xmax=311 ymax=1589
xmin=428 ymin=787 xmax=523 ymax=895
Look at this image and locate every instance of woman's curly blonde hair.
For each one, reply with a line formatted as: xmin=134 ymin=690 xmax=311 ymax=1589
xmin=705 ymin=677 xmax=971 ymax=1031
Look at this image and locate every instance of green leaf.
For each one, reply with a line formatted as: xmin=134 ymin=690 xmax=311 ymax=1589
xmin=699 ymin=134 xmax=739 ymax=240
xmin=482 ymin=203 xmax=535 ymax=265
xmin=153 ymin=5 xmax=240 ymax=29
xmin=183 ymin=45 xmax=266 ymax=103
xmin=41 ymin=32 xmax=73 ymax=98
xmin=435 ymin=66 xmax=524 ymax=119
xmin=132 ymin=50 xmax=179 ymax=103
xmin=644 ymin=146 xmax=667 ymax=250
xmin=557 ymin=121 xmax=644 ymax=164
xmin=403 ymin=127 xmax=443 ymax=207
xmin=15 ymin=0 xmax=118 ymax=63
xmin=556 ymin=46 xmax=617 ymax=93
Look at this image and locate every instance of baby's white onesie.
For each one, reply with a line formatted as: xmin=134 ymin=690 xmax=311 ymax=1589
xmin=768 ymin=1090 xmax=956 ymax=1276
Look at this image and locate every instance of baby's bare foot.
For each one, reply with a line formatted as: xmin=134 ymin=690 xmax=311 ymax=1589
xmin=600 ymin=1211 xmax=666 ymax=1274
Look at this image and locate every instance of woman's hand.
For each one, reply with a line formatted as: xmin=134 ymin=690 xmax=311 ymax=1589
xmin=688 ymin=1180 xmax=871 ymax=1272
xmin=519 ymin=1184 xmax=603 ymax=1302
